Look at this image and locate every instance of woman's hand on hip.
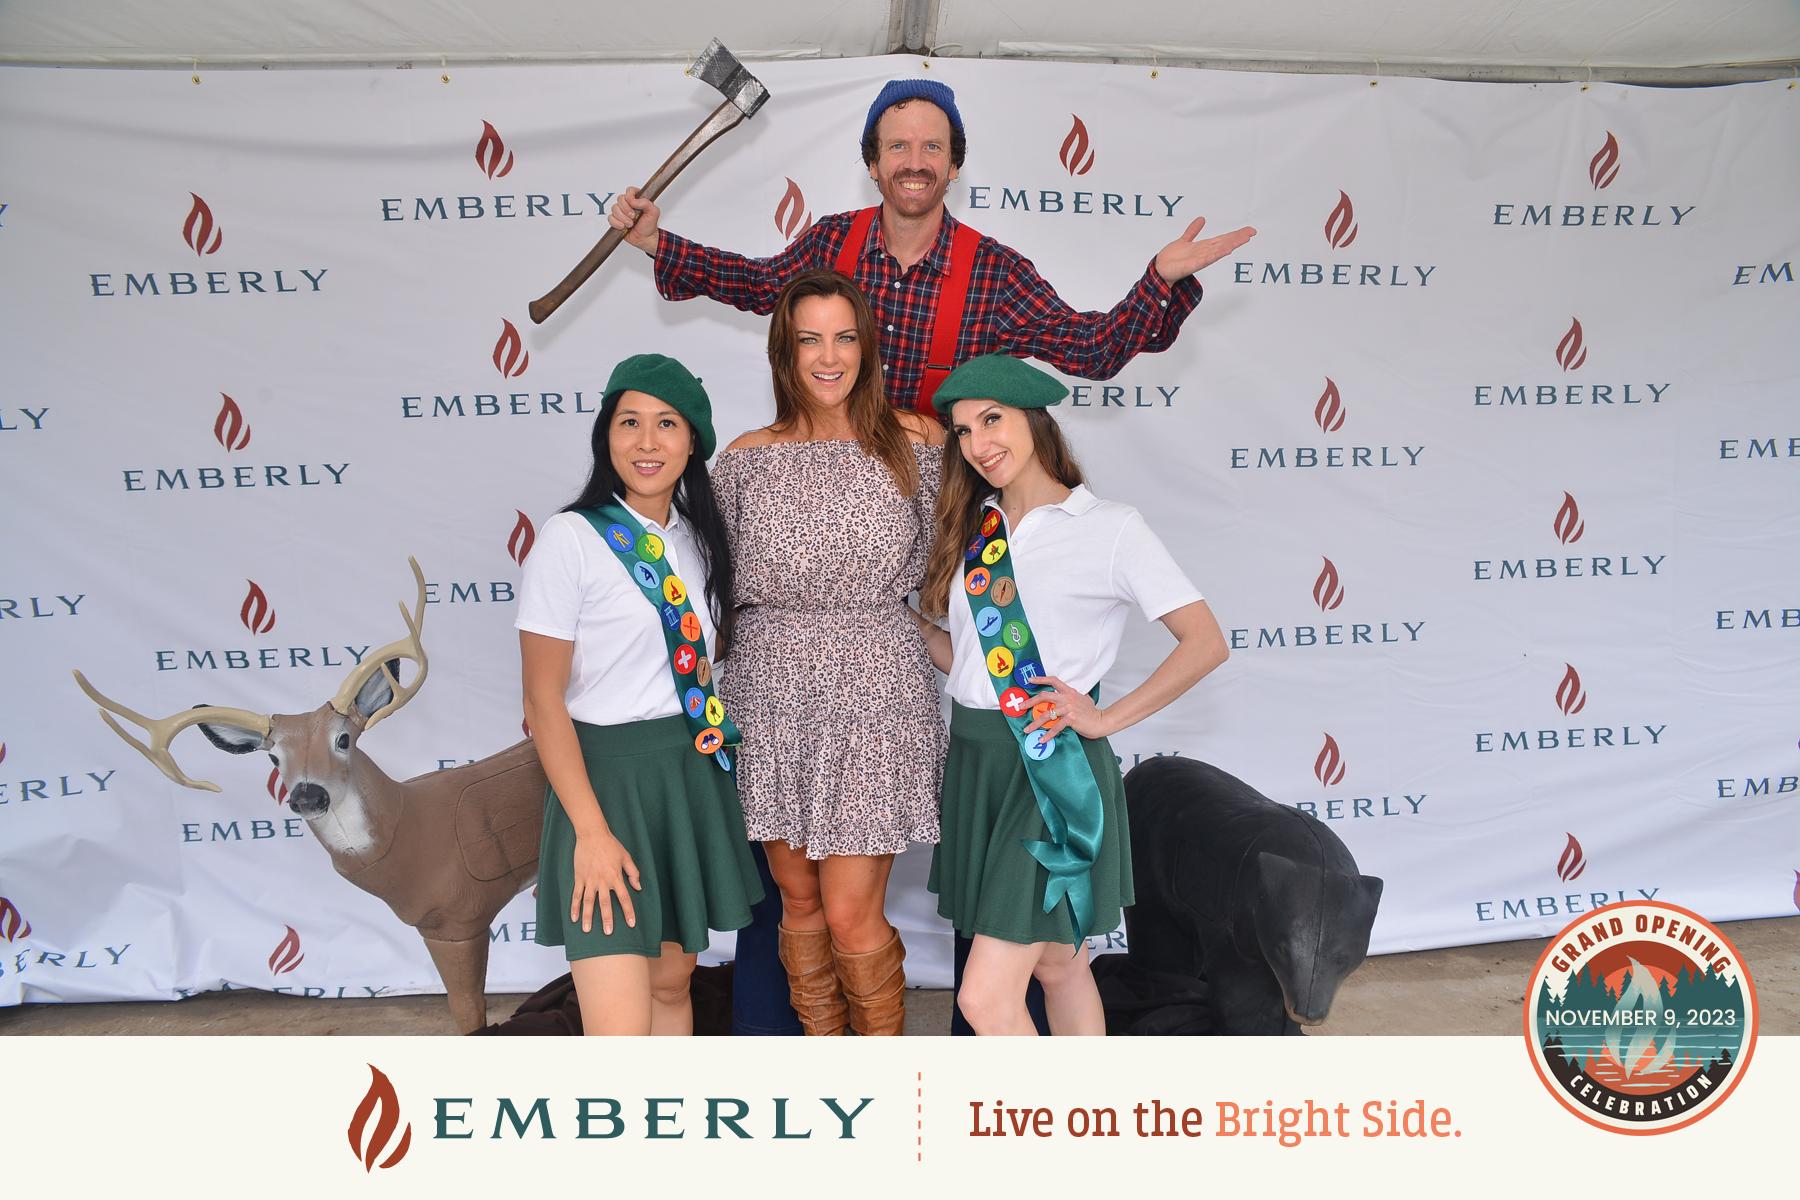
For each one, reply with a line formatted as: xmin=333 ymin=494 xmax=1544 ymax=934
xmin=1021 ymin=675 xmax=1111 ymax=739
xmin=572 ymin=829 xmax=641 ymax=935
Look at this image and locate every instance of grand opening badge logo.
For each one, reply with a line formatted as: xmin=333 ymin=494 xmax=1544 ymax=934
xmin=1524 ymin=900 xmax=1757 ymax=1133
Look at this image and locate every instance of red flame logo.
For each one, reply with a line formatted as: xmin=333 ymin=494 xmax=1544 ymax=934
xmin=507 ymin=510 xmax=536 ymax=566
xmin=493 ymin=319 xmax=529 ymax=379
xmin=268 ymin=925 xmax=304 ymax=975
xmin=774 ymin=177 xmax=812 ymax=243
xmin=1556 ymin=833 xmax=1587 ymax=882
xmin=1556 ymin=317 xmax=1588 ymax=371
xmin=212 ymin=393 xmax=251 ymax=451
xmin=1589 ymin=132 xmax=1620 ymax=190
xmin=348 ymin=1064 xmax=413 ymax=1172
xmin=1311 ymin=557 xmax=1345 ymax=611
xmin=267 ymin=766 xmax=288 ymax=806
xmin=240 ymin=580 xmax=276 ymax=635
xmin=1555 ymin=663 xmax=1588 ymax=716
xmin=0 ymin=743 xmax=6 ymax=765
xmin=182 ymin=193 xmax=223 ymax=256
xmin=1313 ymin=378 xmax=1345 ymax=433
xmin=1059 ymin=115 xmax=1096 ymax=176
xmin=475 ymin=120 xmax=515 ymax=179
xmin=1313 ymin=733 xmax=1346 ymax=786
xmin=1324 ymin=191 xmax=1359 ymax=249
xmin=0 ymin=897 xmax=30 ymax=942
xmin=1553 ymin=491 xmax=1586 ymax=545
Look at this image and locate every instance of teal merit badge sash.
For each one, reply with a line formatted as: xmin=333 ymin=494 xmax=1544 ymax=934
xmin=578 ymin=504 xmax=740 ymax=772
xmin=961 ymin=504 xmax=1104 ymax=943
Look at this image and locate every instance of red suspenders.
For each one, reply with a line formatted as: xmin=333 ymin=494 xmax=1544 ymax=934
xmin=833 ymin=207 xmax=981 ymax=415
xmin=832 ymin=206 xmax=879 ymax=275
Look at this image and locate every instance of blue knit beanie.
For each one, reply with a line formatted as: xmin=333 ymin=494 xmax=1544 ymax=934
xmin=861 ymin=79 xmax=964 ymax=147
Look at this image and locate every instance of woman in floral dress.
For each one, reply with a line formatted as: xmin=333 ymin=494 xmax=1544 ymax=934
xmin=712 ymin=269 xmax=945 ymax=1035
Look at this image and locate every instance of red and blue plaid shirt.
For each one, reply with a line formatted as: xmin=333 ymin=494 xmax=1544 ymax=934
xmin=654 ymin=209 xmax=1203 ymax=407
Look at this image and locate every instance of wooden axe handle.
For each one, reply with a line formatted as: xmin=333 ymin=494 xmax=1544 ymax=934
xmin=529 ymin=97 xmax=749 ymax=325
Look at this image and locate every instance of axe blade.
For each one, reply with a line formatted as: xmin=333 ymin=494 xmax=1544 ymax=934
xmin=689 ymin=38 xmax=770 ymax=119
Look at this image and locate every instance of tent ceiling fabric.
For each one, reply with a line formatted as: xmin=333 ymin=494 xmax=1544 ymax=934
xmin=933 ymin=0 xmax=1800 ymax=69
xmin=1 ymin=0 xmax=1796 ymax=70
xmin=0 ymin=1 xmax=895 ymax=64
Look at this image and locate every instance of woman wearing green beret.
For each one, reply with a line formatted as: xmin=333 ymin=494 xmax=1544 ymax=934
xmin=517 ymin=354 xmax=764 ymax=1035
xmin=915 ymin=353 xmax=1231 ymax=1035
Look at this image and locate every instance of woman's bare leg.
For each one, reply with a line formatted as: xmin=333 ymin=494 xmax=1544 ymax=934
xmin=817 ymin=853 xmax=897 ymax=952
xmin=569 ymin=954 xmax=651 ymax=1036
xmin=647 ymin=944 xmax=698 ymax=1036
xmin=764 ymin=840 xmax=825 ymax=932
xmin=957 ymin=935 xmax=1047 ymax=1035
xmin=1032 ymin=941 xmax=1105 ymax=1036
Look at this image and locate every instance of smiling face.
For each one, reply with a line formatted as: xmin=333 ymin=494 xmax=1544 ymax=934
xmin=791 ymin=294 xmax=862 ymax=413
xmin=867 ymin=100 xmax=958 ymax=220
xmin=608 ymin=390 xmax=693 ymax=514
xmin=949 ymin=399 xmax=1044 ymax=492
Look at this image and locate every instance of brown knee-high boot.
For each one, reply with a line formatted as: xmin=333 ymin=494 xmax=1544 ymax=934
xmin=777 ymin=925 xmax=848 ymax=1036
xmin=834 ymin=930 xmax=906 ymax=1036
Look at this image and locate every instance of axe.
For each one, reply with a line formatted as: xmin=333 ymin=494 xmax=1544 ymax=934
xmin=529 ymin=39 xmax=770 ymax=324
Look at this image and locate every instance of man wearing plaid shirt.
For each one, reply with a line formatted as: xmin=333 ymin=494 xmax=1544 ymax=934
xmin=610 ymin=78 xmax=1254 ymax=1037
xmin=610 ymin=78 xmax=1256 ymax=413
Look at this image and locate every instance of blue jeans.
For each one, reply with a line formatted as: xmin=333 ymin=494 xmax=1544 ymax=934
xmin=730 ymin=843 xmax=803 ymax=1036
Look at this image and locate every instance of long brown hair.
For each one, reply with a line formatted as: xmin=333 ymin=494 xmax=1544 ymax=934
xmin=922 ymin=407 xmax=1085 ymax=617
xmin=766 ymin=269 xmax=919 ymax=495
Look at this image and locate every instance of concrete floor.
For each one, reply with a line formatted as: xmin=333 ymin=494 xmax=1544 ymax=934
xmin=3 ymin=916 xmax=1792 ymax=1036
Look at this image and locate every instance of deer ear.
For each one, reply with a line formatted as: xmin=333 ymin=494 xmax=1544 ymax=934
xmin=194 ymin=706 xmax=268 ymax=754
xmin=352 ymin=658 xmax=402 ymax=720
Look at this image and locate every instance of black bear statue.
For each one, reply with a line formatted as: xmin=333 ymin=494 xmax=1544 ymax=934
xmin=1120 ymin=757 xmax=1384 ymax=1035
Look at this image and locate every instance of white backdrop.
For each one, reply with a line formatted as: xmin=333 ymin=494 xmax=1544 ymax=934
xmin=1 ymin=56 xmax=1795 ymax=1007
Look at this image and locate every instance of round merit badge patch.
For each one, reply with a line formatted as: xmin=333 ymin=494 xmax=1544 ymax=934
xmin=1523 ymin=899 xmax=1756 ymax=1134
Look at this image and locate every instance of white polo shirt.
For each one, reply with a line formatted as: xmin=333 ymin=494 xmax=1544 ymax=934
xmin=945 ymin=486 xmax=1203 ymax=711
xmin=515 ymin=503 xmax=717 ymax=726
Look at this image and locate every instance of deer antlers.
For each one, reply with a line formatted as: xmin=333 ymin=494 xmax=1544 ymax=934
xmin=70 ymin=672 xmax=269 ymax=793
xmin=73 ymin=558 xmax=429 ymax=789
xmin=329 ymin=557 xmax=429 ymax=731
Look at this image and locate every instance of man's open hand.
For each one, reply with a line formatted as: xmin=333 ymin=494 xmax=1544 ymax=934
xmin=1154 ymin=216 xmax=1257 ymax=284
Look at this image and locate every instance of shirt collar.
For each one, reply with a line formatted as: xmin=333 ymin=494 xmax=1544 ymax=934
xmin=870 ymin=208 xmax=958 ymax=276
xmin=616 ymin=494 xmax=682 ymax=534
xmin=981 ymin=484 xmax=1098 ymax=522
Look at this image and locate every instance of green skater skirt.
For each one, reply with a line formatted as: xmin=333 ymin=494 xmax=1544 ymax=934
xmin=928 ymin=702 xmax=1134 ymax=946
xmin=535 ymin=715 xmax=763 ymax=960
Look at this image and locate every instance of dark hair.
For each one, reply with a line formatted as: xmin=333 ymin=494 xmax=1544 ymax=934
xmin=922 ymin=408 xmax=1083 ymax=618
xmin=766 ymin=270 xmax=919 ymax=495
xmin=563 ymin=391 xmax=737 ymax=657
xmin=860 ymin=99 xmax=967 ymax=169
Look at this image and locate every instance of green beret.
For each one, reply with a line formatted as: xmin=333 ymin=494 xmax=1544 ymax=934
xmin=602 ymin=353 xmax=717 ymax=459
xmin=931 ymin=353 xmax=1068 ymax=415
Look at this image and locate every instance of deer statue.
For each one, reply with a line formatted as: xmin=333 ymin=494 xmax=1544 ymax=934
xmin=73 ymin=558 xmax=547 ymax=1034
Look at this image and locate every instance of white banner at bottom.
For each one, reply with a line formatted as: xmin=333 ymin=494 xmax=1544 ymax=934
xmin=5 ymin=1034 xmax=1784 ymax=1191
